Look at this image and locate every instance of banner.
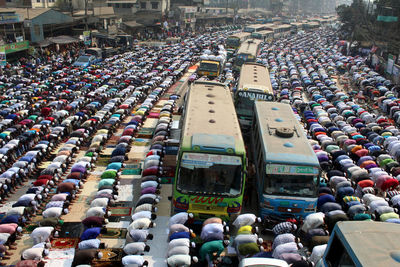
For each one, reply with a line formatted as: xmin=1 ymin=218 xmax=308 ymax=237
xmin=0 ymin=14 xmax=20 ymax=24
xmin=83 ymin=31 xmax=91 ymax=46
xmin=387 ymin=54 xmax=395 ymax=74
xmin=0 ymin=47 xmax=6 ymax=66
xmin=0 ymin=41 xmax=29 ymax=54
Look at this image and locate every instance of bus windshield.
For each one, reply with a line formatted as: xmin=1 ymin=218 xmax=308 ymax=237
xmin=199 ymin=62 xmax=219 ymax=72
xmin=236 ymin=91 xmax=274 ymax=112
xmin=177 ymin=153 xmax=243 ymax=197
xmin=226 ymin=38 xmax=239 ymax=47
xmin=265 ymin=174 xmax=317 ymax=197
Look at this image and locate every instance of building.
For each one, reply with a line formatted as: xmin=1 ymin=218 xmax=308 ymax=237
xmin=108 ymin=0 xmax=169 ymax=26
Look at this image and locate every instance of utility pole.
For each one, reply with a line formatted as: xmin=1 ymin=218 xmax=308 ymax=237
xmin=85 ymin=0 xmax=88 ymax=31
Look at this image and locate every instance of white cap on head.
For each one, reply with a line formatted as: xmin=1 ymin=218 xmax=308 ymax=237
xmin=97 ymin=252 xmax=103 ymax=259
xmin=44 ymin=188 xmax=49 ymax=193
xmin=17 ymin=226 xmax=22 ymax=233
xmin=258 ymin=238 xmax=263 ymax=244
xmin=63 ymin=208 xmax=69 ymax=214
xmin=49 ymin=180 xmax=54 ymax=186
xmin=107 ymin=211 xmax=111 ymax=217
xmin=256 ymin=217 xmax=262 ymax=223
xmin=255 ymin=226 xmax=259 ymax=233
xmin=37 ymin=194 xmax=42 ymax=200
xmin=152 ymin=223 xmax=156 ymax=228
xmin=3 ymin=185 xmax=7 ymax=190
xmin=44 ymin=249 xmax=49 ymax=256
xmin=153 ymin=207 xmax=158 ymax=213
xmin=191 ymin=242 xmax=196 ymax=248
xmin=54 ymin=231 xmax=59 ymax=238
xmin=154 ymin=198 xmax=160 ymax=204
xmin=75 ymin=185 xmax=79 ymax=190
xmin=192 ymin=256 xmax=199 ymax=263
xmin=188 ymin=213 xmax=194 ymax=219
xmin=223 ymin=240 xmax=230 ymax=246
xmin=104 ymin=219 xmax=109 ymax=224
xmin=225 ymin=226 xmax=229 ymax=233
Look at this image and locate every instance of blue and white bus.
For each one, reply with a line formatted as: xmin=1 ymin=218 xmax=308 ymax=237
xmin=251 ymin=101 xmax=320 ymax=227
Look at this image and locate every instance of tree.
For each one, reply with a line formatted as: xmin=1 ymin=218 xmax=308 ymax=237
xmin=336 ymin=0 xmax=373 ymax=54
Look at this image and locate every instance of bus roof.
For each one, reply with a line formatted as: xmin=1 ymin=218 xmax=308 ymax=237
xmin=183 ymin=81 xmax=243 ymax=146
xmin=238 ymin=63 xmax=273 ymax=94
xmin=254 ymin=101 xmax=319 ymax=166
xmin=332 ymin=221 xmax=400 ymax=267
xmin=237 ymin=39 xmax=262 ymax=55
xmin=228 ymin=32 xmax=251 ymax=39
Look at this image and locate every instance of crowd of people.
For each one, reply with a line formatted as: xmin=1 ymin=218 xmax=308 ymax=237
xmin=0 ymin=19 xmax=398 ymax=266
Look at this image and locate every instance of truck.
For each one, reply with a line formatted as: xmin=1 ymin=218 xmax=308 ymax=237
xmin=317 ymin=221 xmax=400 ymax=267
xmin=197 ymin=46 xmax=227 ymax=78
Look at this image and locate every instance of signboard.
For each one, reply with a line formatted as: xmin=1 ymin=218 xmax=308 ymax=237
xmin=392 ymin=65 xmax=400 ymax=84
xmin=377 ymin=16 xmax=398 ymax=22
xmin=238 ymin=91 xmax=273 ymax=101
xmin=266 ymin=164 xmax=319 ymax=175
xmin=181 ymin=153 xmax=241 ymax=168
xmin=0 ymin=47 xmax=6 ymax=66
xmin=387 ymin=54 xmax=395 ymax=74
xmin=0 ymin=14 xmax=20 ymax=24
xmin=184 ymin=7 xmax=197 ymax=13
xmin=0 ymin=41 xmax=29 ymax=54
xmin=83 ymin=31 xmax=91 ymax=46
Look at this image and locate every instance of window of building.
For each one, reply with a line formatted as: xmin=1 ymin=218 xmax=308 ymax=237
xmin=151 ymin=1 xmax=158 ymax=9
xmin=115 ymin=3 xmax=119 ymax=8
xmin=140 ymin=2 xmax=146 ymax=9
xmin=36 ymin=0 xmax=40 ymax=2
xmin=6 ymin=0 xmax=11 ymax=2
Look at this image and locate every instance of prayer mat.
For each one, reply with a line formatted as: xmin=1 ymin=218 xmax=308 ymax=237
xmin=24 ymin=223 xmax=38 ymax=233
xmin=125 ymin=163 xmax=141 ymax=169
xmin=51 ymin=237 xmax=79 ymax=249
xmin=133 ymin=141 xmax=150 ymax=146
xmin=59 ymin=222 xmax=84 ymax=238
xmin=108 ymin=216 xmax=121 ymax=222
xmin=117 ymin=185 xmax=134 ymax=201
xmin=118 ymin=179 xmax=133 ymax=186
xmin=106 ymin=221 xmax=130 ymax=229
xmin=101 ymin=228 xmax=127 ymax=238
xmin=121 ymin=169 xmax=141 ymax=175
xmin=109 ymin=207 xmax=132 ymax=217
xmin=160 ymin=176 xmax=173 ymax=184
xmin=148 ymin=112 xmax=159 ymax=118
xmin=261 ymin=240 xmax=273 ymax=252
xmin=96 ymin=158 xmax=110 ymax=166
xmin=45 ymin=248 xmax=75 ymax=267
xmin=74 ymin=195 xmax=88 ymax=203
xmin=93 ymin=248 xmax=123 ymax=266
xmin=113 ymin=201 xmax=133 ymax=207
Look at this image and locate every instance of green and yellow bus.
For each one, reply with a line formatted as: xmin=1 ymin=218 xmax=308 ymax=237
xmin=173 ymin=81 xmax=247 ymax=222
xmin=226 ymin=32 xmax=252 ymax=50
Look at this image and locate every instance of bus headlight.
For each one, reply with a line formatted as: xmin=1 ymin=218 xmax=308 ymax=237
xmin=304 ymin=207 xmax=316 ymax=212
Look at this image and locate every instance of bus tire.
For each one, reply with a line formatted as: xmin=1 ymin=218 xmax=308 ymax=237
xmin=275 ymin=127 xmax=294 ymax=138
